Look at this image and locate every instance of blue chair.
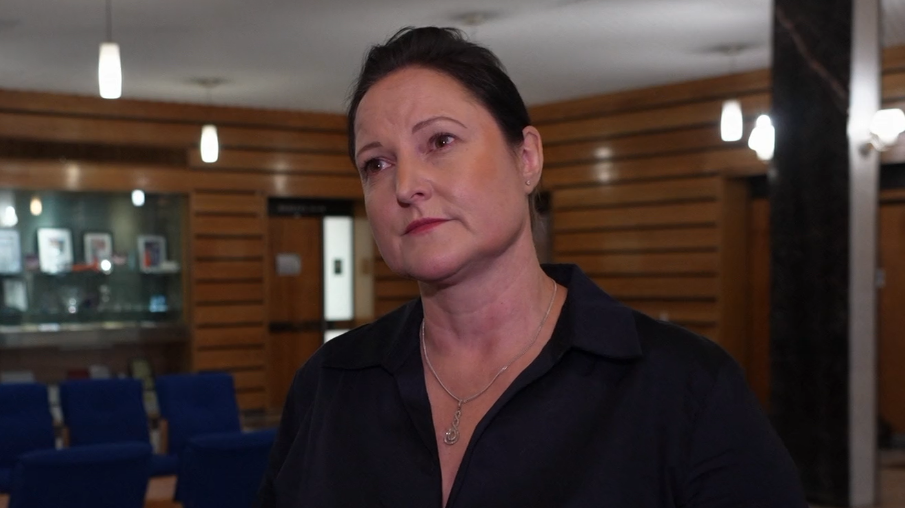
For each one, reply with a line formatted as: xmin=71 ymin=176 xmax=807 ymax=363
xmin=0 ymin=384 xmax=55 ymax=493
xmin=59 ymin=378 xmax=178 ymax=476
xmin=175 ymin=429 xmax=276 ymax=508
xmin=8 ymin=442 xmax=151 ymax=508
xmin=155 ymin=373 xmax=242 ymax=460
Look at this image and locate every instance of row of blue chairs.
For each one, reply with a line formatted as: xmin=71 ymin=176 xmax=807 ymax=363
xmin=0 ymin=373 xmax=276 ymax=508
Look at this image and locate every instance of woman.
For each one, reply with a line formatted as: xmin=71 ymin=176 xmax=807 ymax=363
xmin=257 ymin=27 xmax=806 ymax=507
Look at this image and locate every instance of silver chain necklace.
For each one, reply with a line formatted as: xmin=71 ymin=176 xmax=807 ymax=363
xmin=420 ymin=281 xmax=557 ymax=445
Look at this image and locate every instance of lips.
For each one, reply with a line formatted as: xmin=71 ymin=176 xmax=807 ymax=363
xmin=404 ymin=218 xmax=448 ymax=235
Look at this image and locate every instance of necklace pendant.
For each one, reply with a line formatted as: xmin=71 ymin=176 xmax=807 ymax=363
xmin=444 ymin=427 xmax=459 ymax=445
xmin=443 ymin=404 xmax=463 ymax=445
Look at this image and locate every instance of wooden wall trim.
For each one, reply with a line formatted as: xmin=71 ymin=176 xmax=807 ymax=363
xmin=530 ymin=70 xmax=770 ymax=125
xmin=0 ymin=89 xmax=345 ymax=131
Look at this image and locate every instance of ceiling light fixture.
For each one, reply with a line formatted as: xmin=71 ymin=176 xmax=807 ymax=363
xmin=195 ymin=78 xmax=225 ymax=164
xmin=748 ymin=114 xmax=775 ymax=161
xmin=98 ymin=0 xmax=122 ymax=99
xmin=719 ymin=45 xmax=744 ymax=142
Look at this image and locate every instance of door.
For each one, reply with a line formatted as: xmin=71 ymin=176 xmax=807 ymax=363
xmin=267 ymin=216 xmax=324 ymax=409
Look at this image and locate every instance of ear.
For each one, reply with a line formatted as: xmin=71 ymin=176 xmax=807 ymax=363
xmin=517 ymin=126 xmax=544 ymax=194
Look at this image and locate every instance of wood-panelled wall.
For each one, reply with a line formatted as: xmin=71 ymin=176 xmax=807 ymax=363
xmin=0 ymin=89 xmax=360 ymax=410
xmin=530 ymin=70 xmax=769 ymax=363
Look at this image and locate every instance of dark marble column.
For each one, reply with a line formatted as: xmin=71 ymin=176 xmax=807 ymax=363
xmin=770 ymin=0 xmax=879 ymax=505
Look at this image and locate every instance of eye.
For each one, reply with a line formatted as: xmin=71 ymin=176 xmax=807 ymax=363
xmin=360 ymin=158 xmax=390 ymax=175
xmin=429 ymin=133 xmax=456 ymax=151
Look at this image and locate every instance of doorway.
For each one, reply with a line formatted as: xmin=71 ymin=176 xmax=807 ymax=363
xmin=265 ymin=199 xmax=354 ymax=409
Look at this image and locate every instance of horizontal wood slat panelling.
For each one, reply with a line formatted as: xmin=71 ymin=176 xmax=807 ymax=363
xmin=194 ymin=238 xmax=265 ymax=258
xmin=554 ymin=202 xmax=718 ymax=232
xmin=195 ymin=327 xmax=265 ymax=348
xmin=554 ymin=228 xmax=719 ymax=254
xmin=195 ymin=304 xmax=266 ymax=326
xmin=542 ymin=148 xmax=762 ymax=189
xmin=236 ymin=390 xmax=267 ymax=411
xmin=194 ymin=283 xmax=265 ymax=303
xmin=543 ymin=126 xmax=737 ymax=166
xmin=0 ymin=158 xmax=363 ymax=198
xmin=231 ymin=369 xmax=266 ymax=391
xmin=530 ymin=70 xmax=770 ymax=124
xmin=375 ymin=298 xmax=414 ymax=317
xmin=190 ymin=190 xmax=268 ymax=410
xmin=620 ymin=300 xmax=718 ymax=324
xmin=194 ymin=216 xmax=265 ymax=236
xmin=539 ymin=68 xmax=772 ymax=362
xmin=193 ymin=193 xmax=262 ymax=214
xmin=0 ymin=90 xmax=346 ymax=131
xmin=188 ymin=149 xmax=353 ymax=175
xmin=592 ymin=276 xmax=718 ymax=300
xmin=558 ymin=252 xmax=718 ymax=275
xmin=194 ymin=260 xmax=265 ymax=281
xmin=376 ymin=279 xmax=421 ymax=299
xmin=538 ymin=93 xmax=769 ymax=144
xmin=194 ymin=347 xmax=265 ymax=370
xmin=553 ymin=176 xmax=719 ymax=209
xmin=375 ymin=259 xmax=399 ymax=279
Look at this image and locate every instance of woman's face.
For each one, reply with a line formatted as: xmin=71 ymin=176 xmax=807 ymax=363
xmin=353 ymin=66 xmax=542 ymax=284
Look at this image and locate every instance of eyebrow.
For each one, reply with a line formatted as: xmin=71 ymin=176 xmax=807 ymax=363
xmin=412 ymin=115 xmax=467 ymax=133
xmin=355 ymin=141 xmax=382 ymax=161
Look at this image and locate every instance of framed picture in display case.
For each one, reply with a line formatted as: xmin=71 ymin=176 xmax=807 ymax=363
xmin=83 ymin=232 xmax=113 ymax=265
xmin=0 ymin=229 xmax=21 ymax=274
xmin=37 ymin=228 xmax=73 ymax=274
xmin=137 ymin=235 xmax=166 ymax=272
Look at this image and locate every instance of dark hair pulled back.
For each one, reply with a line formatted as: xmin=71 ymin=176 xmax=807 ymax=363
xmin=346 ymin=26 xmax=531 ymax=161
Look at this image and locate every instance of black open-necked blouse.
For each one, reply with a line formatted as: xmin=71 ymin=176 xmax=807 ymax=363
xmin=256 ymin=264 xmax=806 ymax=508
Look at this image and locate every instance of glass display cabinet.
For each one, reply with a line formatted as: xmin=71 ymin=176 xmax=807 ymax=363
xmin=0 ymin=189 xmax=187 ymax=348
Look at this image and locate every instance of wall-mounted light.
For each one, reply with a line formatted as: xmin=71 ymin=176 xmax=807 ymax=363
xmin=131 ymin=189 xmax=145 ymax=207
xmin=868 ymin=108 xmax=905 ymax=151
xmin=98 ymin=0 xmax=122 ymax=99
xmin=747 ymin=114 xmax=775 ymax=161
xmin=30 ymin=195 xmax=42 ymax=216
xmin=720 ymin=99 xmax=743 ymax=142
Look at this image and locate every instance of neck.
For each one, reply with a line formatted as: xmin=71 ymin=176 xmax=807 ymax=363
xmin=418 ymin=238 xmax=554 ymax=358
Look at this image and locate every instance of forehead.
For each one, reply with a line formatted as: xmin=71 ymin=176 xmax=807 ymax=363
xmin=354 ymin=67 xmax=484 ymax=135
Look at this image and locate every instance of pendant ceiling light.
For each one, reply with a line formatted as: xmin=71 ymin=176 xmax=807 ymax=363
xmin=200 ymin=124 xmax=219 ymax=163
xmin=98 ymin=0 xmax=121 ymax=99
xmin=195 ymin=78 xmax=225 ymax=164
xmin=719 ymin=45 xmax=744 ymax=142
xmin=720 ymin=99 xmax=743 ymax=142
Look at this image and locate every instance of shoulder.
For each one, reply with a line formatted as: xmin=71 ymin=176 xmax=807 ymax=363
xmin=627 ymin=309 xmax=748 ymax=416
xmin=299 ymin=299 xmax=422 ymax=375
xmin=630 ymin=310 xmax=732 ymax=380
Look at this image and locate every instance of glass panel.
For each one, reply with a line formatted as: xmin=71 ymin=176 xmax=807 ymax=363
xmin=322 ymin=216 xmax=353 ymax=322
xmin=0 ymin=190 xmax=185 ymax=328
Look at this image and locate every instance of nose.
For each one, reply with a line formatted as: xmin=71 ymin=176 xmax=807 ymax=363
xmin=394 ymin=155 xmax=431 ymax=205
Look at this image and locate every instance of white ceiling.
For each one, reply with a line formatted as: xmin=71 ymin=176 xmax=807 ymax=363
xmin=0 ymin=0 xmax=903 ymax=113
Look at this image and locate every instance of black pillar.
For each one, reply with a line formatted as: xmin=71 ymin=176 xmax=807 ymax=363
xmin=770 ymin=0 xmax=879 ymax=505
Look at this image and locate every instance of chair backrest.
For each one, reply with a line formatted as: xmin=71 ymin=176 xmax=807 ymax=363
xmin=155 ymin=373 xmax=242 ymax=456
xmin=0 ymin=384 xmax=55 ymax=469
xmin=59 ymin=378 xmax=150 ymax=446
xmin=8 ymin=442 xmax=151 ymax=508
xmin=175 ymin=429 xmax=276 ymax=508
